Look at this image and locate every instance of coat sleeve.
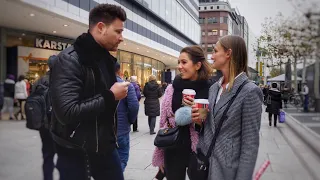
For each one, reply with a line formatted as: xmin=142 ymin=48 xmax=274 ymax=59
xmin=127 ymin=84 xmax=139 ymax=124
xmin=152 ymin=85 xmax=173 ymax=167
xmin=236 ymin=86 xmax=263 ymax=180
xmin=50 ymin=53 xmax=115 ymax=125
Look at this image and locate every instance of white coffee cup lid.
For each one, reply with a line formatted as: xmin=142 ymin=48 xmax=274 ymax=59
xmin=182 ymin=89 xmax=196 ymax=95
xmin=194 ymin=99 xmax=209 ymax=104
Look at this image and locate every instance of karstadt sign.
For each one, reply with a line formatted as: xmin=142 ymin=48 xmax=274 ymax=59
xmin=35 ymin=38 xmax=72 ymax=51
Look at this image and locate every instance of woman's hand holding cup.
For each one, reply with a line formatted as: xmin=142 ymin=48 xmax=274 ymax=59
xmin=182 ymin=96 xmax=194 ymax=107
xmin=191 ymin=105 xmax=202 ymax=125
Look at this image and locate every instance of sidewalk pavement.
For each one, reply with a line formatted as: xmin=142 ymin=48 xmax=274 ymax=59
xmin=0 ymin=103 xmax=318 ymax=180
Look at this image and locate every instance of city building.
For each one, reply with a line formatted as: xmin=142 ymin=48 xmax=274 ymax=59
xmin=0 ymin=0 xmax=201 ymax=86
xmin=199 ymin=0 xmax=249 ymax=59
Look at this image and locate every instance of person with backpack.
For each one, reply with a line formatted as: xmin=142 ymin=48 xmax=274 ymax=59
xmin=130 ymin=76 xmax=141 ymax=132
xmin=28 ymin=55 xmax=57 ymax=180
xmin=115 ymin=62 xmax=139 ymax=172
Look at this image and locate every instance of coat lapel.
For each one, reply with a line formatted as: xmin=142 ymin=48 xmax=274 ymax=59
xmin=212 ymin=73 xmax=249 ymax=121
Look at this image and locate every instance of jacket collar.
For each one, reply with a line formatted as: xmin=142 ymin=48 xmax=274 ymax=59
xmin=213 ymin=72 xmax=248 ymax=118
xmin=74 ymin=32 xmax=113 ymax=67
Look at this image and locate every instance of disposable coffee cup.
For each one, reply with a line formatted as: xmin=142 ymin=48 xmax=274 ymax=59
xmin=182 ymin=89 xmax=196 ymax=99
xmin=194 ymin=99 xmax=209 ymax=121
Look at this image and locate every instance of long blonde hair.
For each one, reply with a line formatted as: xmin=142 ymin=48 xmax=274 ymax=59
xmin=218 ymin=35 xmax=248 ymax=91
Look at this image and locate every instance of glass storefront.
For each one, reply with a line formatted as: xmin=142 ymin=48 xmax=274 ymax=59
xmin=2 ymin=28 xmax=166 ymax=87
xmin=117 ymin=50 xmax=165 ymax=87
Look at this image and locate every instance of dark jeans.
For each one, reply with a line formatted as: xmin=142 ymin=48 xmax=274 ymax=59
xmin=269 ymin=113 xmax=278 ymax=126
xmin=132 ymin=118 xmax=138 ymax=131
xmin=39 ymin=128 xmax=56 ymax=180
xmin=164 ymin=126 xmax=191 ymax=180
xmin=148 ymin=116 xmax=156 ymax=133
xmin=164 ymin=146 xmax=191 ymax=180
xmin=56 ymin=144 xmax=124 ymax=180
xmin=117 ymin=133 xmax=130 ymax=172
xmin=304 ymin=95 xmax=309 ymax=112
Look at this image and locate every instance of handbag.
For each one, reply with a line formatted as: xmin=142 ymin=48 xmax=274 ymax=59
xmin=279 ymin=110 xmax=285 ymax=123
xmin=154 ymin=117 xmax=182 ymax=150
xmin=187 ymin=80 xmax=248 ymax=180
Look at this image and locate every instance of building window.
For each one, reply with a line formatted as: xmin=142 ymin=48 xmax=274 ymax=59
xmin=208 ymin=32 xmax=213 ymax=36
xmin=217 ymin=6 xmax=220 ymax=9
xmin=199 ymin=17 xmax=205 ymax=24
xmin=202 ymin=31 xmax=206 ymax=36
xmin=208 ymin=17 xmax=218 ymax=24
xmin=211 ymin=6 xmax=213 ymax=9
xmin=199 ymin=7 xmax=201 ymax=10
xmin=220 ymin=30 xmax=223 ymax=36
xmin=207 ymin=47 xmax=213 ymax=52
xmin=208 ymin=44 xmax=213 ymax=47
xmin=212 ymin=30 xmax=218 ymax=35
xmin=204 ymin=7 xmax=207 ymax=10
xmin=224 ymin=17 xmax=228 ymax=24
xmin=202 ymin=44 xmax=206 ymax=48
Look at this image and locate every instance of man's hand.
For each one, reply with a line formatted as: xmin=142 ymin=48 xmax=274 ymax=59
xmin=110 ymin=82 xmax=130 ymax=100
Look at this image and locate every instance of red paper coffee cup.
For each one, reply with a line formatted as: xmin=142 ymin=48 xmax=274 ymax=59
xmin=182 ymin=89 xmax=196 ymax=99
xmin=194 ymin=99 xmax=209 ymax=121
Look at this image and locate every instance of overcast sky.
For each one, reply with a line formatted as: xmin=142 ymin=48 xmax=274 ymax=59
xmin=228 ymin=0 xmax=297 ymax=37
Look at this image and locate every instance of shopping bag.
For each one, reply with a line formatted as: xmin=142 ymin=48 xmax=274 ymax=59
xmin=279 ymin=110 xmax=285 ymax=123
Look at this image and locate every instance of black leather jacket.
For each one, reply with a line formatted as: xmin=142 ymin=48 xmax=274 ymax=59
xmin=50 ymin=33 xmax=118 ymax=154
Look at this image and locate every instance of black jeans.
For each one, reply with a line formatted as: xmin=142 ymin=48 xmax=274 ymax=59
xmin=148 ymin=116 xmax=156 ymax=133
xmin=269 ymin=113 xmax=278 ymax=126
xmin=133 ymin=118 xmax=138 ymax=131
xmin=39 ymin=127 xmax=56 ymax=180
xmin=55 ymin=144 xmax=124 ymax=180
xmin=164 ymin=126 xmax=191 ymax=180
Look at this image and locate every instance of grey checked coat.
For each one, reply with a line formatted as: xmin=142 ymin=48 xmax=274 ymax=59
xmin=197 ymin=73 xmax=263 ymax=180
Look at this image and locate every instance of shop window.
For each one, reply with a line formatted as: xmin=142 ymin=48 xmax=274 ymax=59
xmin=208 ymin=17 xmax=218 ymax=24
xmin=212 ymin=30 xmax=218 ymax=36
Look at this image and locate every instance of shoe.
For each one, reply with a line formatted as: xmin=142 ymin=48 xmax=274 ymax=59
xmin=14 ymin=114 xmax=18 ymax=120
xmin=21 ymin=116 xmax=25 ymax=120
xmin=9 ymin=117 xmax=14 ymax=120
xmin=133 ymin=129 xmax=139 ymax=132
xmin=150 ymin=131 xmax=156 ymax=135
xmin=269 ymin=121 xmax=272 ymax=126
xmin=274 ymin=124 xmax=277 ymax=127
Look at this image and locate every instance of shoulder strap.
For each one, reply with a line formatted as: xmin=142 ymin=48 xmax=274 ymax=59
xmin=205 ymin=80 xmax=249 ymax=158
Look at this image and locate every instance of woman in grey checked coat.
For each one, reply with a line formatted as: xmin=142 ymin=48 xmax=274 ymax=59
xmin=192 ymin=35 xmax=263 ymax=180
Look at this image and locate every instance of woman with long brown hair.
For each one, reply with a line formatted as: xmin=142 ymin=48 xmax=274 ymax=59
xmin=152 ymin=45 xmax=212 ymax=180
xmin=192 ymin=35 xmax=263 ymax=180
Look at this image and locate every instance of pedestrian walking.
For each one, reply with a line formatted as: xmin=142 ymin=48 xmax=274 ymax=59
xmin=0 ymin=74 xmax=15 ymax=120
xmin=266 ymin=83 xmax=282 ymax=127
xmin=49 ymin=4 xmax=128 ymax=180
xmin=143 ymin=75 xmax=162 ymax=135
xmin=130 ymin=76 xmax=141 ymax=132
xmin=115 ymin=63 xmax=139 ymax=172
xmin=191 ymin=35 xmax=263 ymax=180
xmin=31 ymin=55 xmax=57 ymax=180
xmin=301 ymin=82 xmax=309 ymax=112
xmin=152 ymin=45 xmax=212 ymax=180
xmin=14 ymin=75 xmax=28 ymax=120
xmin=282 ymin=85 xmax=290 ymax=108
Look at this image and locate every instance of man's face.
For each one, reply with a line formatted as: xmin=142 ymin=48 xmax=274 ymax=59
xmin=96 ymin=18 xmax=124 ymax=51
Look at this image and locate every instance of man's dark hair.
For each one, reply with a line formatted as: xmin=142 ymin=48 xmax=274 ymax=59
xmin=272 ymin=83 xmax=277 ymax=88
xmin=89 ymin=4 xmax=126 ymax=29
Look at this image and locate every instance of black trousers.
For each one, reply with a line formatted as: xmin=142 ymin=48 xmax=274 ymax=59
xmin=148 ymin=116 xmax=156 ymax=133
xmin=164 ymin=126 xmax=191 ymax=180
xmin=269 ymin=113 xmax=278 ymax=126
xmin=55 ymin=144 xmax=124 ymax=180
xmin=132 ymin=118 xmax=138 ymax=131
xmin=39 ymin=127 xmax=56 ymax=180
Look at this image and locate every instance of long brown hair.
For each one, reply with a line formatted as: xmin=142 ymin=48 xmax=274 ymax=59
xmin=180 ymin=45 xmax=212 ymax=80
xmin=218 ymin=35 xmax=248 ymax=90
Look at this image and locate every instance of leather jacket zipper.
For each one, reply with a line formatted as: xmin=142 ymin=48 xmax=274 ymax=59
xmin=114 ymin=102 xmax=120 ymax=148
xmin=91 ymin=69 xmax=99 ymax=153
xmin=70 ymin=123 xmax=81 ymax=138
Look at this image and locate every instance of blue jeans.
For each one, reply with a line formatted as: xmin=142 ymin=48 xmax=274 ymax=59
xmin=56 ymin=144 xmax=124 ymax=180
xmin=117 ymin=133 xmax=130 ymax=172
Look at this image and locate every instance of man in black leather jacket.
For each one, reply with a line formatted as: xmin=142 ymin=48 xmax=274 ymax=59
xmin=50 ymin=4 xmax=129 ymax=180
